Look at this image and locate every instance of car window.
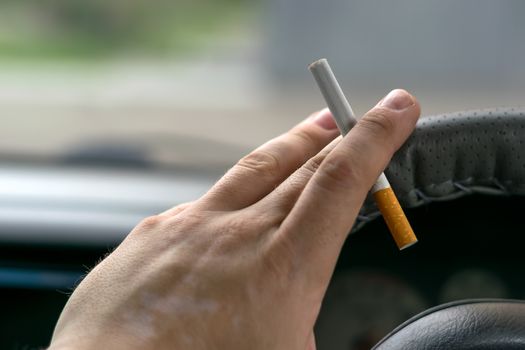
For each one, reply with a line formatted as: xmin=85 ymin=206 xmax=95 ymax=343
xmin=1 ymin=1 xmax=524 ymax=170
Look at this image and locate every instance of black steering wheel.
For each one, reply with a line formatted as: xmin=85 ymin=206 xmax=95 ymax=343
xmin=370 ymin=107 xmax=525 ymax=349
xmin=358 ymin=107 xmax=525 ymax=231
xmin=318 ymin=107 xmax=525 ymax=349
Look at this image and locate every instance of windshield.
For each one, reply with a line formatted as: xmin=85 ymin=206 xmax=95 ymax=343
xmin=1 ymin=0 xmax=524 ymax=170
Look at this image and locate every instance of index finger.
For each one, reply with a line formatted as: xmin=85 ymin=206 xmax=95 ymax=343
xmin=196 ymin=109 xmax=339 ymax=211
xmin=279 ymin=90 xmax=420 ymax=276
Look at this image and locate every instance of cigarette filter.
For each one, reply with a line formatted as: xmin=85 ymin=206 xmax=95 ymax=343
xmin=308 ymin=58 xmax=417 ymax=250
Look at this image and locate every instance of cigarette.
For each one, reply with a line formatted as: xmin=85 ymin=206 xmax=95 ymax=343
xmin=308 ymin=58 xmax=417 ymax=250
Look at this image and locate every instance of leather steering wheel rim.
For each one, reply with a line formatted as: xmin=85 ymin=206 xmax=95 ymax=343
xmin=372 ymin=299 xmax=525 ymax=349
xmin=354 ymin=107 xmax=525 ymax=349
xmin=354 ymin=107 xmax=525 ymax=231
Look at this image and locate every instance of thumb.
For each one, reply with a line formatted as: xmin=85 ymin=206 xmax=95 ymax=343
xmin=281 ymin=89 xmax=420 ymax=268
xmin=341 ymin=88 xmax=421 ymax=192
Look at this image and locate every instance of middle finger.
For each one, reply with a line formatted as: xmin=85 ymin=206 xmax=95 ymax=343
xmin=249 ymin=137 xmax=341 ymax=222
xmin=197 ymin=109 xmax=339 ymax=211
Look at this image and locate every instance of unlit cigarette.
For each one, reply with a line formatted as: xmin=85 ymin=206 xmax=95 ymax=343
xmin=308 ymin=58 xmax=417 ymax=250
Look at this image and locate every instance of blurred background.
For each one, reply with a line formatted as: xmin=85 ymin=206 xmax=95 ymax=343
xmin=1 ymin=1 xmax=525 ymax=349
xmin=0 ymin=0 xmax=524 ymax=170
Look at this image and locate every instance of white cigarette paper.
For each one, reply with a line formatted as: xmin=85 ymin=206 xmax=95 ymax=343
xmin=308 ymin=58 xmax=391 ymax=193
xmin=308 ymin=58 xmax=417 ymax=250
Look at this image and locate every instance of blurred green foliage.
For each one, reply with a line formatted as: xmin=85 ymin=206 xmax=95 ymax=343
xmin=0 ymin=0 xmax=250 ymax=60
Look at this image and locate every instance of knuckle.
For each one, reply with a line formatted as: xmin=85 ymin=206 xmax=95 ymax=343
xmin=316 ymin=154 xmax=364 ymax=191
xmin=160 ymin=202 xmax=191 ymax=216
xmin=302 ymin=153 xmax=324 ymax=176
xmin=236 ymin=149 xmax=281 ymax=178
xmin=291 ymin=128 xmax=317 ymax=148
xmin=359 ymin=109 xmax=396 ymax=140
xmin=135 ymin=215 xmax=165 ymax=231
xmin=173 ymin=202 xmax=191 ymax=211
xmin=169 ymin=210 xmax=205 ymax=230
xmin=161 ymin=210 xmax=207 ymax=243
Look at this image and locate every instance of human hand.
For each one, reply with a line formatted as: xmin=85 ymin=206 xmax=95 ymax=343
xmin=49 ymin=89 xmax=420 ymax=350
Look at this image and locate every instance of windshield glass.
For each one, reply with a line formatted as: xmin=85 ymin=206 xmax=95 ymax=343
xmin=1 ymin=0 xmax=524 ymax=170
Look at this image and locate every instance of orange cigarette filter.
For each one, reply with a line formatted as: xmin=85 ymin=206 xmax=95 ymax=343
xmin=373 ymin=187 xmax=417 ymax=250
xmin=309 ymin=58 xmax=417 ymax=250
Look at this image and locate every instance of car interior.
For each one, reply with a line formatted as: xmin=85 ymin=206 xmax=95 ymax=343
xmin=1 ymin=108 xmax=524 ymax=349
xmin=316 ymin=108 xmax=525 ymax=349
xmin=1 ymin=1 xmax=525 ymax=349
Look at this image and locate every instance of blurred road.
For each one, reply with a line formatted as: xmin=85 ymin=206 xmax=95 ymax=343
xmin=0 ymin=54 xmax=524 ymax=170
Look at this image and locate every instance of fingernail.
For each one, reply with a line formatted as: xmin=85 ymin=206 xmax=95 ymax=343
xmin=380 ymin=89 xmax=414 ymax=110
xmin=313 ymin=108 xmax=337 ymax=130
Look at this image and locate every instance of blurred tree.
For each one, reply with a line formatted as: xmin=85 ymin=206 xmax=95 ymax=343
xmin=0 ymin=0 xmax=251 ymax=59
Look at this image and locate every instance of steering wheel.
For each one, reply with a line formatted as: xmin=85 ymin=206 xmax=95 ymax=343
xmin=348 ymin=107 xmax=525 ymax=349
xmin=356 ymin=107 xmax=525 ymax=231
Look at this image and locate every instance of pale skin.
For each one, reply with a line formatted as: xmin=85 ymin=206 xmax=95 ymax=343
xmin=49 ymin=89 xmax=420 ymax=350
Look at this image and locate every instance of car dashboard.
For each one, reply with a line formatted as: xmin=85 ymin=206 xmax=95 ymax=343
xmin=0 ymin=162 xmax=523 ymax=349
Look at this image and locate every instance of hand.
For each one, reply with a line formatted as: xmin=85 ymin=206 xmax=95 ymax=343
xmin=49 ymin=89 xmax=420 ymax=350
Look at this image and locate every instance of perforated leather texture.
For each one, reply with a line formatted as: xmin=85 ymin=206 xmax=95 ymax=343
xmin=355 ymin=107 xmax=525 ymax=230
xmin=372 ymin=299 xmax=525 ymax=350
